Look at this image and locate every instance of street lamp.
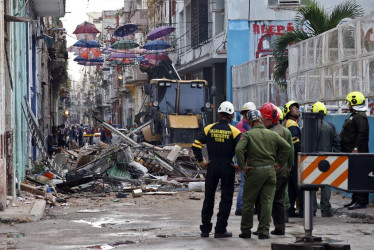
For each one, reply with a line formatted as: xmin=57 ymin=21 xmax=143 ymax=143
xmin=64 ymin=110 xmax=70 ymax=116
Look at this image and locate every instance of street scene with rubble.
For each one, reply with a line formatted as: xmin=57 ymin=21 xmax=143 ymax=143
xmin=2 ymin=0 xmax=374 ymax=249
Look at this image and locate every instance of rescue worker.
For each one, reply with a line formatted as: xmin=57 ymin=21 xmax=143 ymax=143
xmin=235 ymin=102 xmax=256 ymax=216
xmin=277 ymin=106 xmax=292 ymax=220
xmin=236 ymin=102 xmax=256 ymax=133
xmin=236 ymin=110 xmax=291 ymax=239
xmin=257 ymin=103 xmax=294 ymax=235
xmin=310 ymin=101 xmax=340 ymax=217
xmin=192 ymin=101 xmax=241 ymax=238
xmin=340 ymin=91 xmax=369 ymax=210
xmin=283 ymin=100 xmax=304 ymax=218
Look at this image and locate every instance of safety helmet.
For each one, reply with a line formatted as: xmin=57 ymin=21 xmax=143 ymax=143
xmin=311 ymin=101 xmax=327 ymax=115
xmin=241 ymin=102 xmax=256 ymax=114
xmin=283 ymin=100 xmax=300 ymax=117
xmin=260 ymin=103 xmax=279 ymax=124
xmin=346 ymin=91 xmax=366 ymax=111
xmin=277 ymin=107 xmax=283 ymax=121
xmin=218 ymin=101 xmax=235 ymax=115
xmin=246 ymin=110 xmax=262 ymax=122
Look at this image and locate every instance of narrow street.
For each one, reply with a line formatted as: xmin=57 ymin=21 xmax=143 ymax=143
xmin=1 ymin=191 xmax=374 ymax=249
xmin=2 ymin=1 xmax=374 ymax=249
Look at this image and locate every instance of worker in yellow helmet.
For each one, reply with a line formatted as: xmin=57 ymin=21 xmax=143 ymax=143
xmin=341 ymin=91 xmax=369 ymax=210
xmin=283 ymin=100 xmax=304 ymax=218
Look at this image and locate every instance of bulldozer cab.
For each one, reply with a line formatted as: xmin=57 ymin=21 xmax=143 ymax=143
xmin=141 ymin=78 xmax=212 ymax=145
xmin=148 ymin=79 xmax=208 ymax=114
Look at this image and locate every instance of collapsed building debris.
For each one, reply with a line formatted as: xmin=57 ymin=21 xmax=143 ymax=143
xmin=23 ymin=108 xmax=205 ymax=201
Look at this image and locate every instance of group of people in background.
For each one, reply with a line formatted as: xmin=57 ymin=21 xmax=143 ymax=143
xmin=192 ymin=91 xmax=369 ymax=239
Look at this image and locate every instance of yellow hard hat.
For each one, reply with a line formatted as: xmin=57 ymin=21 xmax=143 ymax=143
xmin=311 ymin=101 xmax=327 ymax=115
xmin=276 ymin=107 xmax=283 ymax=120
xmin=346 ymin=91 xmax=365 ymax=106
xmin=283 ymin=100 xmax=299 ymax=117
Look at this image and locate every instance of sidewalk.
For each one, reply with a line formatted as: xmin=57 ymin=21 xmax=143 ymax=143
xmin=317 ymin=191 xmax=374 ymax=219
xmin=0 ymin=198 xmax=46 ymax=223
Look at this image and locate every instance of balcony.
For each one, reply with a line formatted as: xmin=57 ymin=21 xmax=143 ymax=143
xmin=176 ymin=32 xmax=227 ymax=73
xmin=33 ymin=0 xmax=66 ymax=17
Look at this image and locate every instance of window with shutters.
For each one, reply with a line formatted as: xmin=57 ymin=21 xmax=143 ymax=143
xmin=191 ymin=0 xmax=209 ymax=48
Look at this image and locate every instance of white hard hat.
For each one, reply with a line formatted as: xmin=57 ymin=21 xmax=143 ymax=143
xmin=218 ymin=101 xmax=235 ymax=115
xmin=241 ymin=102 xmax=256 ymax=112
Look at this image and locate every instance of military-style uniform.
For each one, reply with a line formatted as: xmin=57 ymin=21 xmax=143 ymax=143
xmin=340 ymin=111 xmax=369 ymax=204
xmin=236 ymin=125 xmax=291 ymax=236
xmin=285 ymin=118 xmax=304 ymax=217
xmin=269 ymin=124 xmax=294 ymax=233
xmin=192 ymin=120 xmax=241 ymax=235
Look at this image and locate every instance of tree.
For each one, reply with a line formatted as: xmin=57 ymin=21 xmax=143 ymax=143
xmin=272 ymin=0 xmax=364 ymax=87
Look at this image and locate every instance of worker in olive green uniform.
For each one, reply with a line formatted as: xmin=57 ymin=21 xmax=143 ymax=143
xmin=341 ymin=91 xmax=369 ymax=210
xmin=236 ymin=110 xmax=291 ymax=239
xmin=311 ymin=101 xmax=340 ymax=217
xmin=258 ymin=103 xmax=294 ymax=235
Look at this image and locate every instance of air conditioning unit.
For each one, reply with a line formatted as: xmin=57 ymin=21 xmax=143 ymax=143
xmin=278 ymin=0 xmax=300 ymax=8
xmin=211 ymin=0 xmax=224 ymax=12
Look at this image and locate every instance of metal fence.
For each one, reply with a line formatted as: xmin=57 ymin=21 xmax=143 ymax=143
xmin=232 ymin=56 xmax=287 ymax=110
xmin=288 ymin=12 xmax=374 ymax=106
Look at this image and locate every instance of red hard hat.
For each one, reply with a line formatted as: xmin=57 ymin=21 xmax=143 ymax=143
xmin=260 ymin=102 xmax=279 ymax=125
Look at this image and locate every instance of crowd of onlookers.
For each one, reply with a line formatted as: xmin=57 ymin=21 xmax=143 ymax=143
xmin=46 ymin=122 xmax=140 ymax=157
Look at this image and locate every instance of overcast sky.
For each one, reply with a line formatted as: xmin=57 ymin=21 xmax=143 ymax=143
xmin=61 ymin=0 xmax=124 ymax=81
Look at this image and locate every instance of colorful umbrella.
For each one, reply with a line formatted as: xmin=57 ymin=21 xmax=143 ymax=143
xmin=113 ymin=23 xmax=138 ymax=37
xmin=75 ymin=33 xmax=97 ymax=41
xmin=143 ymin=40 xmax=171 ymax=50
xmin=80 ymin=48 xmax=102 ymax=60
xmin=111 ymin=40 xmax=139 ymax=49
xmin=147 ymin=26 xmax=175 ymax=40
xmin=73 ymin=56 xmax=87 ymax=62
xmin=109 ymin=52 xmax=137 ymax=59
xmin=145 ymin=53 xmax=170 ymax=61
xmin=74 ymin=56 xmax=103 ymax=62
xmin=101 ymin=47 xmax=115 ymax=54
xmin=140 ymin=60 xmax=153 ymax=67
xmin=67 ymin=46 xmax=84 ymax=53
xmin=73 ymin=40 xmax=100 ymax=48
xmin=78 ymin=61 xmax=103 ymax=66
xmin=73 ymin=21 xmax=100 ymax=34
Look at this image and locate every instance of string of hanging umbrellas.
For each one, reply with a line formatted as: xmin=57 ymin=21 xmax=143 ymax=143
xmin=67 ymin=21 xmax=176 ymax=67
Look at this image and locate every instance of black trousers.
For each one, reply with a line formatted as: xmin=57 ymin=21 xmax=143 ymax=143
xmin=352 ymin=193 xmax=369 ymax=204
xmin=287 ymin=154 xmax=304 ymax=216
xmin=200 ymin=160 xmax=235 ymax=234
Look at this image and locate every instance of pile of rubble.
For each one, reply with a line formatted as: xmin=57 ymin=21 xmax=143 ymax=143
xmin=24 ymin=136 xmax=205 ymax=206
xmin=22 ymin=101 xmax=206 ymax=205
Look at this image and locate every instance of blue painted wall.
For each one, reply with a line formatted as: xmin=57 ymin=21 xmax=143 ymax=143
xmin=226 ymin=20 xmax=249 ymax=102
xmin=325 ymin=114 xmax=374 ymax=201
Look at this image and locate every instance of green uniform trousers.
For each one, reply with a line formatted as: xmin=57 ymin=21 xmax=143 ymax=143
xmin=241 ymin=167 xmax=276 ymax=236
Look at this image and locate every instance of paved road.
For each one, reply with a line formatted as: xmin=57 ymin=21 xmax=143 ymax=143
xmin=0 ymin=191 xmax=374 ymax=249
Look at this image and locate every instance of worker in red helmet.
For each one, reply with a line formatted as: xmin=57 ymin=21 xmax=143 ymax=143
xmin=258 ymin=103 xmax=294 ymax=235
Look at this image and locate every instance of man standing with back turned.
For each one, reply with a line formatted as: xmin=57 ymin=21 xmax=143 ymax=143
xmin=192 ymin=101 xmax=241 ymax=238
xmin=236 ymin=110 xmax=290 ymax=239
xmin=341 ymin=91 xmax=369 ymax=210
